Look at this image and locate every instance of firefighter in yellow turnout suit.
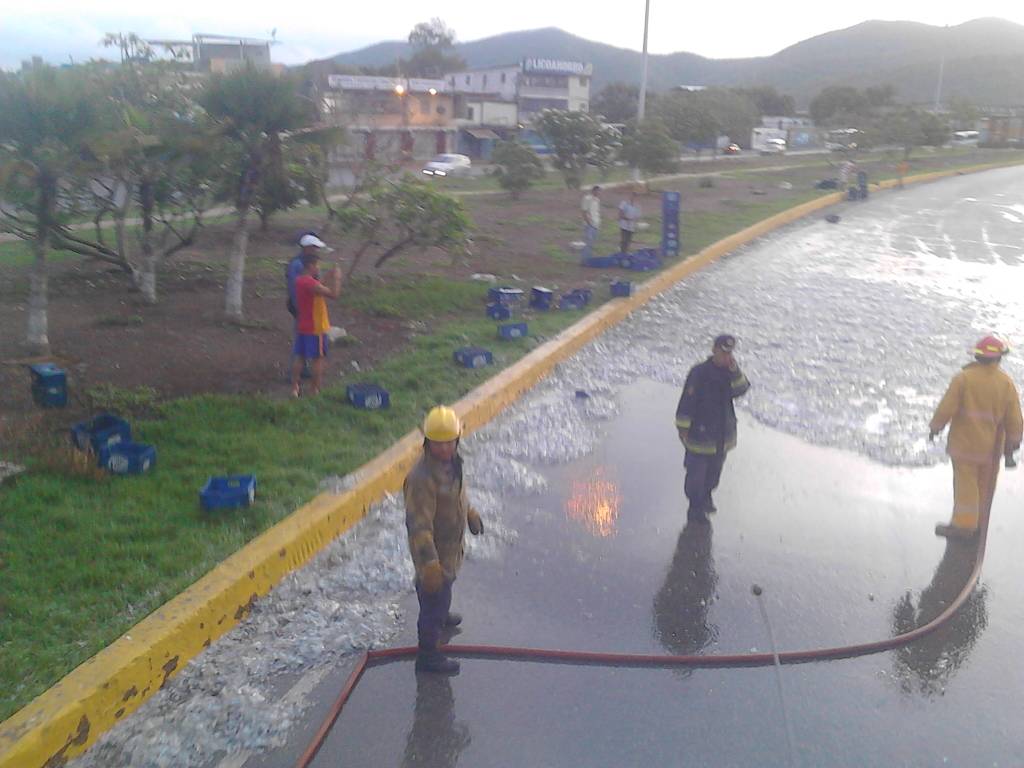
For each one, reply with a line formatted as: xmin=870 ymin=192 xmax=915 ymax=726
xmin=930 ymin=335 xmax=1023 ymax=540
xmin=404 ymin=406 xmax=484 ymax=674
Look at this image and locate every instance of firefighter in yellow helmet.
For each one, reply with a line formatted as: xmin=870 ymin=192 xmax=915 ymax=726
xmin=929 ymin=335 xmax=1023 ymax=540
xmin=404 ymin=406 xmax=484 ymax=674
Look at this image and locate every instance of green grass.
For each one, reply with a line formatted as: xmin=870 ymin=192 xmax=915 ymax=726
xmin=344 ymin=275 xmax=488 ymax=320
xmin=0 ymin=284 xmax=590 ymax=722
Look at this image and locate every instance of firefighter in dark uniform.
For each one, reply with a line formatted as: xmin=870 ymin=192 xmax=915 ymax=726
xmin=675 ymin=334 xmax=751 ymax=523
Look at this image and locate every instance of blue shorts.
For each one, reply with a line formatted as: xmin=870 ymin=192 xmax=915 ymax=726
xmin=293 ymin=333 xmax=328 ymax=359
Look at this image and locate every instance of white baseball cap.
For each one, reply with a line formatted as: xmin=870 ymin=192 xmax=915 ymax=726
xmin=299 ymin=234 xmax=333 ymax=251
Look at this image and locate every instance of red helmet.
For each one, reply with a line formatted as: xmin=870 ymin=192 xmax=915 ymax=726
xmin=974 ymin=335 xmax=1010 ymax=359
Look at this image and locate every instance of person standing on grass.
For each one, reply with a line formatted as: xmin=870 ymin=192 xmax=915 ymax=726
xmin=618 ymin=186 xmax=642 ymax=254
xmin=580 ymin=185 xmax=602 ymax=260
xmin=286 ymin=233 xmax=326 ymax=379
xmin=291 ymin=247 xmax=342 ymax=397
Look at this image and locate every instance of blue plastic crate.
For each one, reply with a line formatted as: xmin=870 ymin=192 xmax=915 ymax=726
xmin=498 ymin=322 xmax=528 ymax=340
xmin=618 ymin=249 xmax=662 ymax=272
xmin=454 ymin=347 xmax=493 ymax=369
xmin=611 ymin=280 xmax=633 ymax=298
xmin=29 ymin=363 xmax=68 ymax=408
xmin=529 ymin=287 xmax=553 ymax=311
xmin=581 ymin=255 xmax=620 ymax=268
xmin=487 ymin=287 xmax=524 ymax=305
xmin=99 ymin=441 xmax=156 ymax=475
xmin=71 ymin=413 xmax=132 ymax=453
xmin=486 ymin=302 xmax=513 ymax=321
xmin=565 ymin=288 xmax=592 ymax=306
xmin=347 ymin=383 xmax=391 ymax=410
xmin=200 ymin=475 xmax=256 ymax=511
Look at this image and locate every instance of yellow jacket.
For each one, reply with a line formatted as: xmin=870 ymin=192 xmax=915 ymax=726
xmin=930 ymin=362 xmax=1023 ymax=463
xmin=404 ymin=452 xmax=479 ymax=581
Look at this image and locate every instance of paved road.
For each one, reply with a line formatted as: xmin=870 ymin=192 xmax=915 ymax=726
xmin=71 ymin=166 xmax=1024 ymax=768
xmin=277 ymin=391 xmax=1024 ymax=768
xmin=249 ymin=171 xmax=1024 ymax=768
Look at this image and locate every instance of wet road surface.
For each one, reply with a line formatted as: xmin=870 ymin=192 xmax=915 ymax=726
xmin=259 ymin=380 xmax=1024 ymax=768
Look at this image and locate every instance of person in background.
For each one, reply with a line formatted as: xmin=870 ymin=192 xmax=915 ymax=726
xmin=290 ymin=245 xmax=342 ymax=397
xmin=286 ymin=233 xmax=328 ymax=379
xmin=580 ymin=185 xmax=602 ymax=260
xmin=618 ymin=186 xmax=642 ymax=254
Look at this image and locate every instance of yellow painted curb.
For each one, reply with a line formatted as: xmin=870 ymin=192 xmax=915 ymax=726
xmin=0 ymin=158 xmax=1017 ymax=768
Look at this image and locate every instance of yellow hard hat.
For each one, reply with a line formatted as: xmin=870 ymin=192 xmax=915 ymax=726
xmin=423 ymin=406 xmax=461 ymax=442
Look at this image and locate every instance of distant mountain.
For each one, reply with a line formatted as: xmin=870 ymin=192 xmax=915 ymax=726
xmin=321 ymin=19 xmax=1024 ymax=108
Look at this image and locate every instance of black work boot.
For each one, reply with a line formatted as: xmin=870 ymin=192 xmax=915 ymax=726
xmin=935 ymin=523 xmax=978 ymax=541
xmin=416 ymin=649 xmax=460 ymax=675
xmin=445 ymin=612 xmax=463 ymax=627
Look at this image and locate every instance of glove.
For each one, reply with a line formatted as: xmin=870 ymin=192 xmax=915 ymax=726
xmin=467 ymin=509 xmax=484 ymax=536
xmin=1006 ymin=450 xmax=1019 ymax=470
xmin=420 ymin=561 xmax=445 ymax=594
xmin=677 ymin=427 xmax=689 ymax=444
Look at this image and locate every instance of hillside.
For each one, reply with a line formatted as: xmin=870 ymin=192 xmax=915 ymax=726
xmin=322 ymin=18 xmax=1024 ymax=107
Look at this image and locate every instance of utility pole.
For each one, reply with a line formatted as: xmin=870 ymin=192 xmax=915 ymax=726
xmin=633 ymin=0 xmax=651 ymax=182
xmin=933 ymin=25 xmax=947 ymax=113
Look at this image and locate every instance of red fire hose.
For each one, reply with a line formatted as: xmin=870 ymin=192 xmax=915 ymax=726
xmin=294 ymin=526 xmax=988 ymax=768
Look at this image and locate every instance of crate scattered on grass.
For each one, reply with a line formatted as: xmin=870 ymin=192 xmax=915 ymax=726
xmin=98 ymin=442 xmax=157 ymax=475
xmin=454 ymin=347 xmax=494 ymax=369
xmin=346 ymin=383 xmax=391 ymax=410
xmin=487 ymin=286 xmax=524 ymax=305
xmin=71 ymin=413 xmax=132 ymax=453
xmin=529 ymin=287 xmax=553 ymax=311
xmin=29 ymin=363 xmax=67 ymax=408
xmin=559 ymin=293 xmax=586 ymax=311
xmin=611 ymin=280 xmax=633 ymax=298
xmin=581 ymin=255 xmax=621 ymax=269
xmin=498 ymin=322 xmax=528 ymax=340
xmin=618 ymin=248 xmax=662 ymax=271
xmin=486 ymin=302 xmax=513 ymax=321
xmin=559 ymin=288 xmax=592 ymax=310
xmin=200 ymin=475 xmax=256 ymax=512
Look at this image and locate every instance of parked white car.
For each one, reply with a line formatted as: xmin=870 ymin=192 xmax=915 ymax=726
xmin=422 ymin=154 xmax=472 ymax=178
xmin=761 ymin=138 xmax=787 ymax=155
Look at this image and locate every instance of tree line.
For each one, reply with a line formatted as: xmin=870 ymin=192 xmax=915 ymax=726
xmin=0 ymin=40 xmax=471 ymax=354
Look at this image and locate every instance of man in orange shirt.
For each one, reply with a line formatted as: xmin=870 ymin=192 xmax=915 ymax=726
xmin=929 ymin=335 xmax=1023 ymax=539
xmin=291 ymin=246 xmax=342 ymax=397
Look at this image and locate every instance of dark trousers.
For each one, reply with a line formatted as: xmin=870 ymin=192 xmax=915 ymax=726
xmin=416 ymin=577 xmax=453 ymax=651
xmin=684 ymin=452 xmax=726 ymax=511
xmin=620 ymin=228 xmax=634 ymax=253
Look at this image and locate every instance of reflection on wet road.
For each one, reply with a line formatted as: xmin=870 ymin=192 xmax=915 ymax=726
xmin=308 ymin=380 xmax=1024 ymax=767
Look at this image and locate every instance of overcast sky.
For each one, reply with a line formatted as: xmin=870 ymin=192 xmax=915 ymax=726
xmin=2 ymin=1 xmax=1024 ymax=70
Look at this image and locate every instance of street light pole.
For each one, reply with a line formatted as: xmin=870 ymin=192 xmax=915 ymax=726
xmin=638 ymin=0 xmax=650 ymax=123
xmin=933 ymin=25 xmax=947 ymax=113
xmin=633 ymin=0 xmax=651 ymax=182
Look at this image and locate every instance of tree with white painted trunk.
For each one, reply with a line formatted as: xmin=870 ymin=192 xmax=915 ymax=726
xmin=0 ymin=67 xmax=113 ymax=353
xmin=88 ymin=61 xmax=217 ymax=304
xmin=199 ymin=66 xmax=315 ymax=321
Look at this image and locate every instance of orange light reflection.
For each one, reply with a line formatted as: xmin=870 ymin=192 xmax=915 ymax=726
xmin=565 ymin=466 xmax=621 ymax=538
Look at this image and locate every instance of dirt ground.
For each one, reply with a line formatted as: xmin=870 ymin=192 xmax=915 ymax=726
xmin=0 ymin=150 xmax=996 ymax=430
